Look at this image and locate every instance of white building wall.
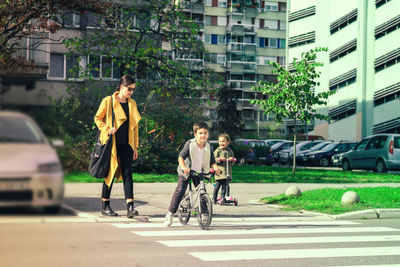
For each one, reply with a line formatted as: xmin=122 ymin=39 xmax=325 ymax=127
xmin=328 ymin=115 xmax=357 ymax=142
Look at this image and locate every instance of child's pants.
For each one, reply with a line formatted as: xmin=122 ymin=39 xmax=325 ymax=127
xmin=213 ymin=178 xmax=228 ymax=201
xmin=168 ymin=175 xmax=200 ymax=213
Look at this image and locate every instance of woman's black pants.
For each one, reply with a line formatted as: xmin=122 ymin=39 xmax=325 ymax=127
xmin=101 ymin=144 xmax=133 ymax=199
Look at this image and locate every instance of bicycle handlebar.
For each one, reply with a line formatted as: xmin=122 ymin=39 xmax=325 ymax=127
xmin=218 ymin=158 xmax=237 ymax=162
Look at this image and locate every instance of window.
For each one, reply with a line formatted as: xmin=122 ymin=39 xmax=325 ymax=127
xmin=328 ymin=100 xmax=356 ymax=123
xmin=288 ymin=6 xmax=315 ymax=22
xmin=366 ymin=136 xmax=388 ymax=150
xmin=264 ymin=20 xmax=278 ymax=30
xmin=330 ymin=9 xmax=357 ymax=34
xmin=375 ymin=15 xmax=400 ymax=39
xmin=374 ymin=47 xmax=400 ymax=72
xmin=330 ymin=39 xmax=357 ymax=62
xmin=376 ymin=0 xmax=391 ymax=8
xmin=204 ymin=34 xmax=211 ymax=43
xmin=217 ymin=54 xmax=226 ymax=63
xmin=88 ymin=55 xmax=120 ymax=79
xmin=355 ymin=139 xmax=369 ymax=151
xmin=267 ymin=38 xmax=277 ymax=48
xmin=218 ymin=35 xmax=226 ymax=44
xmin=374 ymin=82 xmax=400 ymax=107
xmin=265 ymin=1 xmax=278 ymax=11
xmin=373 ymin=117 xmax=400 ymax=134
xmin=218 ymin=0 xmax=227 ymax=7
xmin=288 ymin=31 xmax=315 ymax=48
xmin=258 ymin=37 xmax=265 ymax=47
xmin=279 ymin=21 xmax=286 ymax=30
xmin=48 ymin=54 xmax=84 ymax=80
xmin=217 ymin=16 xmax=226 ymax=26
xmin=61 ymin=12 xmax=80 ymax=28
xmin=329 ymin=69 xmax=357 ymax=90
xmin=278 ymin=38 xmax=286 ymax=48
xmin=394 ymin=137 xmax=400 ymax=149
xmin=205 ymin=0 xmax=212 ymax=6
xmin=49 ymin=54 xmax=64 ymax=78
xmin=211 ymin=34 xmax=218 ymax=44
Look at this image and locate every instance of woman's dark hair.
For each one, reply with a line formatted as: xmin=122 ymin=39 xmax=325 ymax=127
xmin=117 ymin=74 xmax=136 ymax=91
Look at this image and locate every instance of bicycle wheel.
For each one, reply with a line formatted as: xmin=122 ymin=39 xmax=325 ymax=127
xmin=178 ymin=194 xmax=191 ymax=225
xmin=197 ymin=193 xmax=213 ymax=230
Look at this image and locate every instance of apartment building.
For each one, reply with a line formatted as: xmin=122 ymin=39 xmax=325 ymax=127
xmin=181 ymin=0 xmax=287 ymax=133
xmin=1 ymin=0 xmax=287 ymax=137
xmin=287 ymin=0 xmax=400 ymax=141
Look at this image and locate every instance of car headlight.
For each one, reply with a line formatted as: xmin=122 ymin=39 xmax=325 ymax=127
xmin=38 ymin=162 xmax=62 ymax=173
xmin=309 ymin=155 xmax=315 ymax=158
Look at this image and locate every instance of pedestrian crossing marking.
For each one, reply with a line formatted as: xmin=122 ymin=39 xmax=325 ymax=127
xmin=189 ymin=246 xmax=400 ymax=261
xmin=131 ymin=227 xmax=399 ymax=237
xmin=158 ymin=234 xmax=400 ymax=247
xmin=111 ymin=220 xmax=359 ymax=228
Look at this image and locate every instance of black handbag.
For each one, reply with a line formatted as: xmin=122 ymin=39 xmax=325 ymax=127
xmin=88 ymin=97 xmax=115 ymax=179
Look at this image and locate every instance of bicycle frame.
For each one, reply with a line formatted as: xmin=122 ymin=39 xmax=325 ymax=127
xmin=186 ymin=172 xmax=209 ymax=212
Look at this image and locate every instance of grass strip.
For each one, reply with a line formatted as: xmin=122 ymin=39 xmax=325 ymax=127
xmin=261 ymin=187 xmax=400 ymax=214
xmin=64 ymin=165 xmax=400 ymax=184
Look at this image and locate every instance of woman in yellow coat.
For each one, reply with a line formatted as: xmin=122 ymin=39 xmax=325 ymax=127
xmin=94 ymin=74 xmax=141 ymax=218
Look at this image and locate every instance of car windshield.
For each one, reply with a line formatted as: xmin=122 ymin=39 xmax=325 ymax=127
xmin=309 ymin=142 xmax=331 ymax=151
xmin=0 ymin=116 xmax=45 ymax=143
xmin=271 ymin=142 xmax=285 ymax=149
xmin=321 ymin=143 xmax=338 ymax=152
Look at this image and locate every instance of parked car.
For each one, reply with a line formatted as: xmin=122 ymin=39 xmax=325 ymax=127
xmin=271 ymin=141 xmax=294 ymax=163
xmin=332 ymin=152 xmax=346 ymax=167
xmin=0 ymin=111 xmax=64 ymax=213
xmin=341 ymin=134 xmax=400 ymax=173
xmin=235 ymin=139 xmax=272 ymax=165
xmin=301 ymin=142 xmax=356 ymax=167
xmin=263 ymin=139 xmax=286 ymax=147
xmin=279 ymin=140 xmax=327 ymax=165
xmin=296 ymin=141 xmax=333 ymax=165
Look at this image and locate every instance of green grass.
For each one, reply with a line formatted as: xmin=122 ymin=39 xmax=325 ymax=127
xmin=64 ymin=165 xmax=400 ymax=183
xmin=261 ymin=187 xmax=400 ymax=214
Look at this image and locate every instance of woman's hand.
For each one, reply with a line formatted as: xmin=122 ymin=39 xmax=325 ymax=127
xmin=133 ymin=148 xmax=138 ymax=160
xmin=183 ymin=167 xmax=190 ymax=174
xmin=108 ymin=128 xmax=116 ymax=135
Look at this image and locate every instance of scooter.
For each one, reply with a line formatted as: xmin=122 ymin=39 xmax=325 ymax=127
xmin=216 ymin=158 xmax=238 ymax=206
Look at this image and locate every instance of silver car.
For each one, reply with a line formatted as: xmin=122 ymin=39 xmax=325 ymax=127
xmin=0 ymin=111 xmax=64 ymax=213
xmin=341 ymin=134 xmax=400 ymax=173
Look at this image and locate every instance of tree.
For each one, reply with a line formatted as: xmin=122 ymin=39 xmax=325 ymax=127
xmin=0 ymin=0 xmax=108 ymax=109
xmin=250 ymin=47 xmax=336 ymax=174
xmin=216 ymin=85 xmax=244 ymax=140
xmin=0 ymin=0 xmax=106 ymax=70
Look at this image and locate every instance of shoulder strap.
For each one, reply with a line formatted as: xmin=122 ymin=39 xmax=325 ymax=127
xmin=111 ymin=96 xmax=115 ymax=128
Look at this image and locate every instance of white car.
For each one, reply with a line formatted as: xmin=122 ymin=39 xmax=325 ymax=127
xmin=0 ymin=111 xmax=64 ymax=213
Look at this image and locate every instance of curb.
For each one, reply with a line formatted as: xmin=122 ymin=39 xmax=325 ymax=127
xmin=274 ymin=206 xmax=400 ymax=220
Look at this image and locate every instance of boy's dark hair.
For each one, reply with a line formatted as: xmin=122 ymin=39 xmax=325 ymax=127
xmin=218 ymin=133 xmax=231 ymax=143
xmin=193 ymin=121 xmax=209 ymax=134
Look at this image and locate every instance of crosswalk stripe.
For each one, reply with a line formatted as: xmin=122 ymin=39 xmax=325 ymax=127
xmin=132 ymin=227 xmax=399 ymax=237
xmin=189 ymin=246 xmax=400 ymax=261
xmin=158 ymin=234 xmax=400 ymax=247
xmin=111 ymin=220 xmax=359 ymax=229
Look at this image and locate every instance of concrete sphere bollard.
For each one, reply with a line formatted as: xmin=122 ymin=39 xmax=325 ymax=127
xmin=341 ymin=191 xmax=360 ymax=204
xmin=285 ymin=186 xmax=302 ymax=197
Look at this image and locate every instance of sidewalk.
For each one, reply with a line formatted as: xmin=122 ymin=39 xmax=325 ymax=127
xmin=64 ymin=182 xmax=400 ymax=222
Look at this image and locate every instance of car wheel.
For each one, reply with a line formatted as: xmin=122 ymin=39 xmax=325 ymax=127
xmin=342 ymin=159 xmax=352 ymax=171
xmin=376 ymin=159 xmax=387 ymax=173
xmin=319 ymin=157 xmax=330 ymax=167
xmin=43 ymin=205 xmax=61 ymax=214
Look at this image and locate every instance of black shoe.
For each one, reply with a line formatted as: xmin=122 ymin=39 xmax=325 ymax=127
xmin=127 ymin=202 xmax=139 ymax=218
xmin=101 ymin=200 xmax=118 ymax=216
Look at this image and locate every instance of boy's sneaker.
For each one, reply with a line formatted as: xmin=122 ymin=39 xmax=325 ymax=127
xmin=164 ymin=212 xmax=173 ymax=227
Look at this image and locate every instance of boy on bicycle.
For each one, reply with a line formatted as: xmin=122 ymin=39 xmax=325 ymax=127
xmin=164 ymin=121 xmax=220 ymax=227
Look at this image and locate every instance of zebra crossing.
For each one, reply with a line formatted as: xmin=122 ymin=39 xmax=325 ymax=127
xmin=111 ymin=219 xmax=400 ymax=265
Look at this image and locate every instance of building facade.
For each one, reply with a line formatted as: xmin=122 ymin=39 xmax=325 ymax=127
xmin=184 ymin=0 xmax=287 ymax=133
xmin=287 ymin=0 xmax=400 ymax=141
xmin=1 ymin=0 xmax=287 ymax=136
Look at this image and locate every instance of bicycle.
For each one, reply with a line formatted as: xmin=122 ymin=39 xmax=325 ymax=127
xmin=177 ymin=169 xmax=214 ymax=230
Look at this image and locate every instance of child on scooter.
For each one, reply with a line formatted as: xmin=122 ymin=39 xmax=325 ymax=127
xmin=213 ymin=133 xmax=235 ymax=204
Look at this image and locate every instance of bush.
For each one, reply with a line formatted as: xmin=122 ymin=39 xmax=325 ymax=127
xmin=231 ymin=143 xmax=251 ymax=163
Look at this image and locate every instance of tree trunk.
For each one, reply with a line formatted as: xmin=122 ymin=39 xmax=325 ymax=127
xmin=292 ymin=119 xmax=297 ymax=174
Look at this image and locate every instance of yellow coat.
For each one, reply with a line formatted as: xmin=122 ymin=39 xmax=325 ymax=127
xmin=94 ymin=91 xmax=141 ymax=187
